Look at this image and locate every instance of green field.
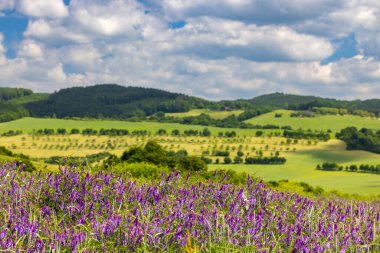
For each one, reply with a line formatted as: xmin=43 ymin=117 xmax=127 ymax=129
xmin=246 ymin=110 xmax=380 ymax=132
xmin=166 ymin=109 xmax=244 ymax=119
xmin=0 ymin=117 xmax=277 ymax=136
xmin=210 ymin=140 xmax=380 ymax=195
xmin=1 ymin=117 xmax=380 ymax=196
xmin=9 ymin=93 xmax=50 ymax=104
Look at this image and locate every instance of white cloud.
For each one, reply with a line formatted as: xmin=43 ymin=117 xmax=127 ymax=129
xmin=17 ymin=0 xmax=68 ymax=18
xmin=71 ymin=0 xmax=164 ymax=38
xmin=0 ymin=0 xmax=380 ymax=100
xmin=0 ymin=33 xmax=5 ymax=54
xmin=61 ymin=44 xmax=102 ymax=70
xmin=0 ymin=0 xmax=14 ymax=12
xmin=164 ymin=17 xmax=334 ymax=62
xmin=17 ymin=40 xmax=44 ymax=59
xmin=24 ymin=19 xmax=89 ymax=44
xmin=152 ymin=0 xmax=344 ymax=24
xmin=0 ymin=33 xmax=7 ymax=65
xmin=47 ymin=64 xmax=67 ymax=83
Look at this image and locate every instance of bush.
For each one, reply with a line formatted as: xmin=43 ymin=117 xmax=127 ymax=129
xmin=245 ymin=156 xmax=286 ymax=164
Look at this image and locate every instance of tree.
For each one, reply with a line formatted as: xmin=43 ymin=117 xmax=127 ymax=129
xmin=171 ymin=129 xmax=180 ymax=136
xmin=255 ymin=131 xmax=264 ymax=137
xmin=202 ymin=128 xmax=211 ymax=137
xmin=234 ymin=156 xmax=243 ymax=164
xmin=224 ymin=157 xmax=232 ymax=164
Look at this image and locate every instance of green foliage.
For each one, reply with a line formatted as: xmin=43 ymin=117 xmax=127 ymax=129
xmin=0 ymin=101 xmax=29 ymax=122
xmin=237 ymin=108 xmax=272 ymax=121
xmin=44 ymin=152 xmax=111 ymax=166
xmin=213 ymin=150 xmax=230 ymax=156
xmin=255 ymin=130 xmax=264 ymax=137
xmin=283 ymin=129 xmax=330 ymax=141
xmin=177 ymin=156 xmax=207 ymax=171
xmin=109 ymin=162 xmax=171 ymax=180
xmin=317 ymin=161 xmax=380 ymax=174
xmin=250 ymin=92 xmax=380 ymax=114
xmin=336 ymin=127 xmax=380 ymax=153
xmin=0 ymin=146 xmax=35 ymax=171
xmin=223 ymin=157 xmax=232 ymax=164
xmin=0 ymin=87 xmax=33 ymax=101
xmin=245 ymin=156 xmax=286 ymax=164
xmin=1 ymin=130 xmax=22 ymax=136
xmin=25 ymin=84 xmax=212 ymax=119
xmin=316 ymin=162 xmax=341 ymax=171
xmin=119 ymin=141 xmax=207 ymax=172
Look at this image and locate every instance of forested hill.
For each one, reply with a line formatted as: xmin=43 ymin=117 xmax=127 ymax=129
xmin=1 ymin=85 xmax=380 ymax=122
xmin=25 ymin=84 xmax=213 ymax=119
xmin=0 ymin=87 xmax=33 ymax=101
xmin=246 ymin=93 xmax=380 ymax=113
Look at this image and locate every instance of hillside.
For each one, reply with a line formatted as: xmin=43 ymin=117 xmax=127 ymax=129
xmin=1 ymin=85 xmax=380 ymax=121
xmin=0 ymin=101 xmax=29 ymax=122
xmin=247 ymin=92 xmax=380 ymax=113
xmin=25 ymin=84 xmax=213 ymax=119
xmin=0 ymin=87 xmax=33 ymax=101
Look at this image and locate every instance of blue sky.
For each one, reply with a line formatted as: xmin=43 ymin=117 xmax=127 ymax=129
xmin=0 ymin=0 xmax=379 ymax=100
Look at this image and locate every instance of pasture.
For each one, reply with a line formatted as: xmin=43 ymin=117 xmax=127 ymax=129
xmin=1 ymin=117 xmax=380 ymax=195
xmin=165 ymin=109 xmax=244 ymax=119
xmin=210 ymin=140 xmax=380 ymax=195
xmin=0 ymin=117 xmax=277 ymax=136
xmin=0 ymin=134 xmax=306 ymax=158
xmin=245 ymin=110 xmax=380 ymax=132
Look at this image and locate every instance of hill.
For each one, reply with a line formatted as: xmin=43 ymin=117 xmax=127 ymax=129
xmin=25 ymin=84 xmax=213 ymax=119
xmin=0 ymin=101 xmax=29 ymax=122
xmin=0 ymin=87 xmax=33 ymax=101
xmin=1 ymin=85 xmax=380 ymax=121
xmin=246 ymin=92 xmax=380 ymax=113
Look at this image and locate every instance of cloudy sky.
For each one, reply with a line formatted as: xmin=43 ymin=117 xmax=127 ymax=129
xmin=0 ymin=0 xmax=380 ymax=100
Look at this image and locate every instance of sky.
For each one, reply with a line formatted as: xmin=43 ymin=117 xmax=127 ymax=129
xmin=0 ymin=0 xmax=379 ymax=100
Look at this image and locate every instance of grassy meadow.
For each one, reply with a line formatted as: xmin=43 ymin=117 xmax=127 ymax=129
xmin=0 ymin=117 xmax=277 ymax=136
xmin=246 ymin=109 xmax=380 ymax=132
xmin=165 ymin=109 xmax=244 ymax=119
xmin=210 ymin=140 xmax=380 ymax=195
xmin=0 ymin=116 xmax=380 ymax=195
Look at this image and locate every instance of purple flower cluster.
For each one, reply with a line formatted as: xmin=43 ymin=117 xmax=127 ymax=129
xmin=0 ymin=162 xmax=379 ymax=252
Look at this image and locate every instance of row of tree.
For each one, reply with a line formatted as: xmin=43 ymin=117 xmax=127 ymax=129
xmin=283 ymin=129 xmax=330 ymax=141
xmin=316 ymin=162 xmax=380 ymax=174
xmin=159 ymin=113 xmax=293 ymax=130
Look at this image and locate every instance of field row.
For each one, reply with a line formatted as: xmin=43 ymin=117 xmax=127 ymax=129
xmin=0 ymin=134 xmax=317 ymax=159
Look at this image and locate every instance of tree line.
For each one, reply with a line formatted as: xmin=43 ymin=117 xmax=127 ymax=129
xmin=316 ymin=162 xmax=380 ymax=174
xmin=336 ymin=127 xmax=380 ymax=154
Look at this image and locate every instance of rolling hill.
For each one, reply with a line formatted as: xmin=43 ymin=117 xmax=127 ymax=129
xmin=1 ymin=84 xmax=380 ymax=122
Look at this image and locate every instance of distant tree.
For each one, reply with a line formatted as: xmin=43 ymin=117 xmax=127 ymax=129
xmin=70 ymin=128 xmax=80 ymax=134
xmin=57 ymin=128 xmax=66 ymax=135
xmin=255 ymin=131 xmax=264 ymax=137
xmin=202 ymin=128 xmax=211 ymax=137
xmin=171 ymin=129 xmax=180 ymax=136
xmin=224 ymin=157 xmax=232 ymax=164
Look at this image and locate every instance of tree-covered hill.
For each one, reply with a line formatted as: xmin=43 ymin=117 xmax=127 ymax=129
xmin=0 ymin=87 xmax=33 ymax=101
xmin=1 ymin=85 xmax=380 ymax=121
xmin=25 ymin=84 xmax=214 ymax=119
xmin=0 ymin=101 xmax=29 ymax=122
xmin=246 ymin=92 xmax=380 ymax=114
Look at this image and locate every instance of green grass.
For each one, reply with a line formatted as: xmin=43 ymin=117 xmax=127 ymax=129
xmin=1 ymin=117 xmax=380 ymax=196
xmin=166 ymin=109 xmax=244 ymax=119
xmin=245 ymin=110 xmax=380 ymax=132
xmin=210 ymin=140 xmax=380 ymax=195
xmin=9 ymin=93 xmax=50 ymax=104
xmin=0 ymin=117 xmax=277 ymax=136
